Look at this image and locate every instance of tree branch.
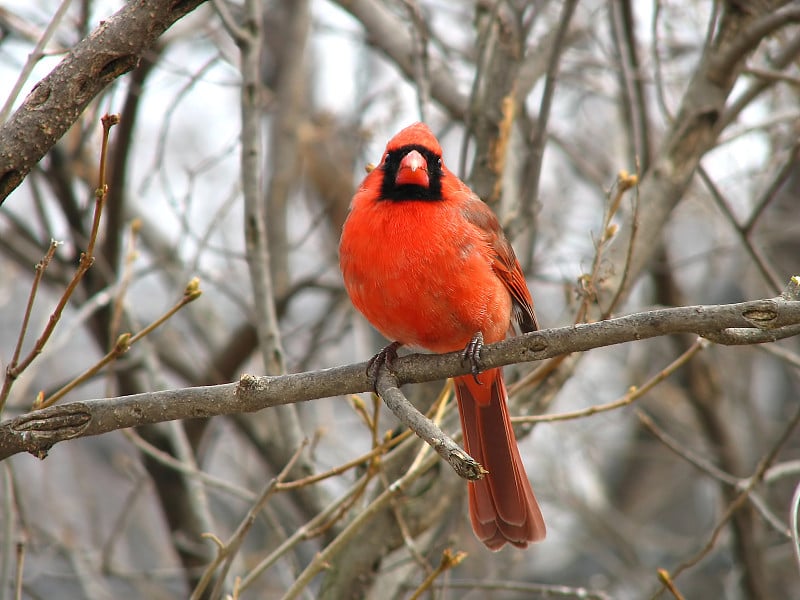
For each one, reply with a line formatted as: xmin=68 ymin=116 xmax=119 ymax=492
xmin=375 ymin=367 xmax=483 ymax=481
xmin=598 ymin=1 xmax=794 ymax=310
xmin=1 ymin=283 xmax=798 ymax=461
xmin=0 ymin=0 xmax=209 ymax=204
xmin=333 ymin=0 xmax=468 ymax=119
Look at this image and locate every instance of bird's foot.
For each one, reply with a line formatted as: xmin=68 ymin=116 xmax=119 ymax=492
xmin=367 ymin=341 xmax=403 ymax=386
xmin=462 ymin=332 xmax=484 ymax=384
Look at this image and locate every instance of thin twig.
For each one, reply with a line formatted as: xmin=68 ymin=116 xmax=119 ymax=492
xmin=516 ymin=0 xmax=579 ymax=236
xmin=657 ymin=569 xmax=686 ymax=600
xmin=697 ymin=164 xmax=784 ymax=293
xmin=575 ymin=170 xmax=639 ymax=323
xmin=408 ymin=548 xmax=466 ymax=600
xmin=402 ymin=0 xmax=431 ymax=123
xmin=435 ymin=578 xmax=612 ymax=600
xmin=237 ymin=472 xmax=375 ymax=592
xmin=35 ymin=278 xmax=201 ymax=408
xmin=279 ymin=449 xmax=441 ymax=600
xmin=0 ymin=115 xmax=119 ymax=413
xmin=655 ymin=402 xmax=800 ymax=589
xmin=0 ymin=464 xmax=14 ymax=600
xmin=517 ymin=338 xmax=706 ymax=424
xmin=195 ymin=441 xmax=308 ymax=600
xmin=791 ymin=478 xmax=800 ymax=577
xmin=0 ymin=241 xmax=59 ymax=411
xmin=638 ymin=408 xmax=793 ymax=537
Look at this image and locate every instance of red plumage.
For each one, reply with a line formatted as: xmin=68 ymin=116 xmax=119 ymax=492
xmin=339 ymin=122 xmax=546 ymax=549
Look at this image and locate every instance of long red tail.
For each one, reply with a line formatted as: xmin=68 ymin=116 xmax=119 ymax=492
xmin=454 ymin=368 xmax=546 ymax=550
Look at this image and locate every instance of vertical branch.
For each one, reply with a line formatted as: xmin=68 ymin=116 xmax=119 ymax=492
xmin=237 ymin=0 xmax=326 ymax=532
xmin=102 ymin=49 xmax=161 ymax=313
xmin=0 ymin=464 xmax=15 ymax=600
xmin=265 ymin=0 xmax=311 ymax=302
xmin=609 ymin=0 xmax=652 ymax=170
xmin=239 ymin=0 xmax=286 ymax=377
xmin=466 ymin=2 xmax=524 ymax=205
xmin=514 ymin=0 xmax=578 ymax=231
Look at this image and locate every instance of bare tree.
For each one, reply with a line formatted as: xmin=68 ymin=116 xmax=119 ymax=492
xmin=1 ymin=1 xmax=800 ymax=599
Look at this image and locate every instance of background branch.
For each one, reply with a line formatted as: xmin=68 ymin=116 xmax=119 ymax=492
xmin=0 ymin=0 xmax=208 ymax=203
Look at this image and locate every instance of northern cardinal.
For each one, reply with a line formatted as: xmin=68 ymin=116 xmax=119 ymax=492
xmin=339 ymin=122 xmax=546 ymax=550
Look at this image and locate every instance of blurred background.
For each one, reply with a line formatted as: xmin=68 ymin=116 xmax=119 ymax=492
xmin=1 ymin=0 xmax=799 ymax=598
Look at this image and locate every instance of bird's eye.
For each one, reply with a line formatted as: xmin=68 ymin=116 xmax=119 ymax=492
xmin=437 ymin=157 xmax=442 ymax=167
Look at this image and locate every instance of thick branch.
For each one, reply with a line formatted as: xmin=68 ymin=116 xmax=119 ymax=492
xmin=334 ymin=0 xmax=468 ymax=119
xmin=599 ymin=1 xmax=795 ymax=309
xmin=1 ymin=291 xmax=799 ymax=460
xmin=0 ymin=0 xmax=209 ymax=204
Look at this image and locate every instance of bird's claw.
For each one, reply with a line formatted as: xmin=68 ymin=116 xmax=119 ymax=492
xmin=462 ymin=332 xmax=484 ymax=384
xmin=367 ymin=341 xmax=403 ymax=387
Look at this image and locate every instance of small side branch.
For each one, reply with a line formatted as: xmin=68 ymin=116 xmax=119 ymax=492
xmin=374 ymin=368 xmax=483 ymax=481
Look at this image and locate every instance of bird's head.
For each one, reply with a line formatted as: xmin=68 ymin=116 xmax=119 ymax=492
xmin=378 ymin=122 xmax=444 ymax=202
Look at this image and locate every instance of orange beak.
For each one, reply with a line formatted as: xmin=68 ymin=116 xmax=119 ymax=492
xmin=395 ymin=149 xmax=430 ymax=187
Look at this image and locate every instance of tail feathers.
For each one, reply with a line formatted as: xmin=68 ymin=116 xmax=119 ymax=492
xmin=455 ymin=369 xmax=546 ymax=550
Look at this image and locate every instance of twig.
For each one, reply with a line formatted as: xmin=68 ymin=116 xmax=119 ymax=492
xmin=279 ymin=449 xmax=441 ymax=600
xmin=333 ymin=0 xmax=468 ymax=119
xmin=237 ymin=471 xmax=375 ymax=592
xmin=408 ymin=548 xmax=466 ymax=600
xmin=649 ymin=0 xmax=671 ymax=122
xmin=657 ymin=569 xmax=685 ymax=600
xmin=517 ymin=337 xmax=706 ymax=424
xmin=638 ymin=408 xmax=792 ymax=538
xmin=435 ymin=578 xmax=612 ymax=600
xmin=278 ymin=434 xmax=402 ymax=491
xmin=193 ymin=441 xmax=308 ymax=600
xmin=636 ymin=409 xmax=738 ymax=486
xmin=791 ymin=478 xmax=800 ymax=578
xmin=402 ymin=0 xmax=431 ymax=123
xmin=0 ymin=115 xmax=119 ymax=413
xmin=100 ymin=471 xmax=149 ymax=574
xmin=575 ymin=170 xmax=639 ymax=323
xmin=604 ymin=163 xmax=641 ymax=317
xmin=380 ymin=380 xmax=454 ymax=575
xmin=0 ymin=0 xmax=206 ymax=202
xmin=35 ymin=278 xmax=202 ymax=409
xmin=0 ymin=464 xmax=14 ymax=600
xmin=211 ymin=0 xmax=246 ymax=42
xmin=758 ymin=343 xmax=800 ymax=371
xmin=0 ymin=241 xmax=59 ymax=411
xmin=697 ymin=164 xmax=784 ymax=293
xmin=123 ymin=429 xmax=256 ymax=501
xmin=655 ymin=401 xmax=800 ymax=590
xmin=108 ymin=220 xmax=142 ymax=348
xmin=516 ymin=0 xmax=579 ymax=236
xmin=610 ymin=0 xmax=652 ymax=169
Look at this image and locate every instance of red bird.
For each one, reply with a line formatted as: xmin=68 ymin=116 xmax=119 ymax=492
xmin=339 ymin=122 xmax=546 ymax=550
